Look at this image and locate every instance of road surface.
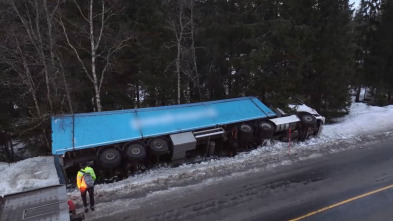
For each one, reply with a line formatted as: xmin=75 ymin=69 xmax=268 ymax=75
xmin=86 ymin=138 xmax=393 ymax=221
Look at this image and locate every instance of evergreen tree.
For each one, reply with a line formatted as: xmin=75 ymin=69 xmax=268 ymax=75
xmin=372 ymin=0 xmax=393 ymax=104
xmin=361 ymin=0 xmax=382 ymax=94
xmin=299 ymin=0 xmax=355 ymax=117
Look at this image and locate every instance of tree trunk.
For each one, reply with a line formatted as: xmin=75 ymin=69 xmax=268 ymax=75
xmin=355 ymin=85 xmax=361 ymax=102
xmin=18 ymin=41 xmax=41 ymax=117
xmin=59 ymin=62 xmax=74 ymax=113
xmin=176 ymin=41 xmax=182 ymax=104
xmin=33 ymin=0 xmax=53 ymax=112
xmin=10 ymin=136 xmax=14 ymax=162
xmin=90 ymin=0 xmax=102 ymax=111
xmin=189 ymin=0 xmax=202 ymax=101
xmin=10 ymin=0 xmax=54 ymax=111
xmin=136 ymin=81 xmax=140 ymax=108
xmin=43 ymin=0 xmax=59 ymax=111
xmin=17 ymin=40 xmax=51 ymax=150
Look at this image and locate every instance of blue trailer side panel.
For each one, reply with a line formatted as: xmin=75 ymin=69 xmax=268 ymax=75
xmin=52 ymin=116 xmax=73 ymax=155
xmin=137 ymin=104 xmax=217 ymax=138
xmin=51 ymin=97 xmax=277 ymax=155
xmin=249 ymin=97 xmax=277 ymax=117
xmin=207 ymin=98 xmax=271 ymax=124
xmin=136 ymin=98 xmax=276 ymax=138
xmin=73 ymin=111 xmax=141 ymax=151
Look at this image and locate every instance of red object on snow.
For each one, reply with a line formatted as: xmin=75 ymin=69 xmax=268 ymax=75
xmin=68 ymin=200 xmax=76 ymax=215
xmin=288 ymin=127 xmax=291 ymax=154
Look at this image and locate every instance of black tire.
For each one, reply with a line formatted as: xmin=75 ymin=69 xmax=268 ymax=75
xmin=299 ymin=113 xmax=317 ymax=127
xmin=238 ymin=124 xmax=254 ymax=144
xmin=99 ymin=148 xmax=122 ymax=168
xmin=148 ymin=138 xmax=169 ymax=155
xmin=299 ymin=127 xmax=310 ymax=141
xmin=123 ymin=142 xmax=146 ymax=161
xmin=239 ymin=124 xmax=253 ymax=133
xmin=257 ymin=120 xmax=275 ymax=132
xmin=256 ymin=120 xmax=275 ymax=139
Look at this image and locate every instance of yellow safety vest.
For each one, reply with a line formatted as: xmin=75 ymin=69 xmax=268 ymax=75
xmin=76 ymin=166 xmax=96 ymax=189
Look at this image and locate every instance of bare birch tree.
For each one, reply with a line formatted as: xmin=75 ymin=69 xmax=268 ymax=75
xmin=58 ymin=0 xmax=132 ymax=111
xmin=7 ymin=0 xmax=74 ymax=113
xmin=0 ymin=0 xmax=74 ymax=151
xmin=9 ymin=0 xmax=52 ymax=112
xmin=0 ymin=35 xmax=51 ymax=149
xmin=189 ymin=0 xmax=202 ymax=101
xmin=167 ymin=0 xmax=201 ymax=104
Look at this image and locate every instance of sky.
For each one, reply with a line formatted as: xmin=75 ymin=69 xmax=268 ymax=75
xmin=350 ymin=0 xmax=361 ymax=9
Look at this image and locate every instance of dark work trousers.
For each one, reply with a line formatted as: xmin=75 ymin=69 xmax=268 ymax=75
xmin=81 ymin=187 xmax=95 ymax=208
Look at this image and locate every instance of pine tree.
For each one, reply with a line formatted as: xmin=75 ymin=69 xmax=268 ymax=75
xmin=372 ymin=0 xmax=393 ymax=104
xmin=361 ymin=0 xmax=382 ymax=94
xmin=298 ymin=0 xmax=355 ymax=117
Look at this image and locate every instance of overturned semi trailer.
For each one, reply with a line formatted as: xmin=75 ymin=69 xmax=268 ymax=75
xmin=51 ymin=97 xmax=325 ymax=184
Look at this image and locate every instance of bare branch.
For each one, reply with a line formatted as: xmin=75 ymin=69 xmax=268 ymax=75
xmin=9 ymin=0 xmax=37 ymax=48
xmin=50 ymin=0 xmax=60 ymax=19
xmin=95 ymin=0 xmax=105 ymax=51
xmin=62 ymin=17 xmax=90 ymax=35
xmin=58 ymin=0 xmax=132 ymax=111
xmin=33 ymin=0 xmax=53 ymax=111
xmin=93 ymin=4 xmax=113 ymax=20
xmin=98 ymin=36 xmax=133 ymax=91
xmin=23 ymin=2 xmax=37 ymax=41
xmin=58 ymin=15 xmax=94 ymax=83
xmin=73 ymin=0 xmax=89 ymax=22
xmin=14 ymin=37 xmax=41 ymax=117
xmin=98 ymin=55 xmax=110 ymax=92
xmin=57 ymin=56 xmax=74 ymax=113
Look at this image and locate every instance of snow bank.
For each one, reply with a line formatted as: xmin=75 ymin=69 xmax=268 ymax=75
xmin=0 ymin=156 xmax=59 ymax=196
xmin=323 ymin=102 xmax=393 ymax=139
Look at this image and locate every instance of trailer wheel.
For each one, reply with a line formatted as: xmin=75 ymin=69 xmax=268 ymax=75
xmin=123 ymin=143 xmax=146 ymax=161
xmin=149 ymin=138 xmax=169 ymax=155
xmin=238 ymin=124 xmax=254 ymax=144
xmin=258 ymin=120 xmax=275 ymax=132
xmin=99 ymin=148 xmax=122 ymax=168
xmin=256 ymin=120 xmax=275 ymax=139
xmin=239 ymin=124 xmax=253 ymax=133
xmin=299 ymin=113 xmax=317 ymax=126
xmin=299 ymin=126 xmax=311 ymax=141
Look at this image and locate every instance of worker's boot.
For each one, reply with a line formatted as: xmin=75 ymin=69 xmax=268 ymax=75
xmin=84 ymin=206 xmax=89 ymax=213
xmin=91 ymin=206 xmax=95 ymax=211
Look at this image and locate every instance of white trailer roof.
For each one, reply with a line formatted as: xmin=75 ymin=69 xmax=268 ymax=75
xmin=269 ymin=115 xmax=300 ymax=125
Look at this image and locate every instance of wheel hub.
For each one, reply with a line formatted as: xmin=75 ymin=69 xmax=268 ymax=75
xmin=154 ymin=142 xmax=163 ymax=149
xmin=261 ymin=124 xmax=271 ymax=130
xmin=241 ymin=125 xmax=251 ymax=132
xmin=131 ymin=147 xmax=141 ymax=155
xmin=105 ymin=152 xmax=116 ymax=160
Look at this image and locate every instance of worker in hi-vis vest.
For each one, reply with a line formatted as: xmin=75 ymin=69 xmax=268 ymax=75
xmin=77 ymin=162 xmax=96 ymax=212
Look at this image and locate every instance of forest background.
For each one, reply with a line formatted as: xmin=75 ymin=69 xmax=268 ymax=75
xmin=0 ymin=0 xmax=392 ymax=157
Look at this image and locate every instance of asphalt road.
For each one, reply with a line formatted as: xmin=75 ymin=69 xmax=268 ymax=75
xmin=90 ymin=138 xmax=393 ymax=221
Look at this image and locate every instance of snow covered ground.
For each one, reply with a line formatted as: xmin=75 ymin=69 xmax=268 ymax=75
xmin=324 ymin=102 xmax=393 ymax=139
xmin=0 ymin=156 xmax=59 ymax=196
xmin=1 ymin=98 xmax=393 ymax=203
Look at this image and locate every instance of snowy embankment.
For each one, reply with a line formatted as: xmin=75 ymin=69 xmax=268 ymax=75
xmin=1 ymin=100 xmax=393 ymax=200
xmin=324 ymin=102 xmax=393 ymax=139
xmin=0 ymin=157 xmax=59 ymax=196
